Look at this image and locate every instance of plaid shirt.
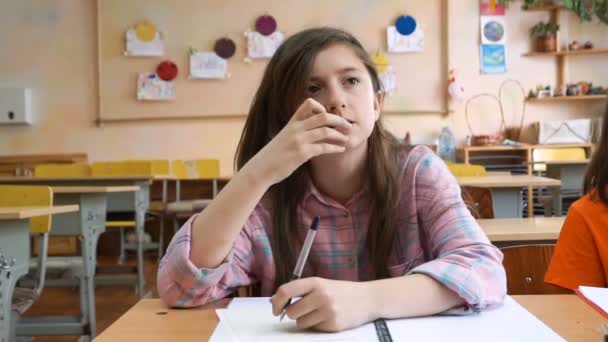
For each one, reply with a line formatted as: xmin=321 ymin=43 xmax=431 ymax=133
xmin=158 ymin=146 xmax=506 ymax=311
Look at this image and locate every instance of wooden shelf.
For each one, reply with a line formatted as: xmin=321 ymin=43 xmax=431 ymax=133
xmin=523 ymin=5 xmax=562 ymax=12
xmin=523 ymin=48 xmax=608 ymax=57
xmin=526 ymin=95 xmax=608 ymax=102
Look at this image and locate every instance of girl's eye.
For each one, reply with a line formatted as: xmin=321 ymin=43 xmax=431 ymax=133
xmin=345 ymin=77 xmax=360 ymax=85
xmin=307 ymin=85 xmax=321 ymax=94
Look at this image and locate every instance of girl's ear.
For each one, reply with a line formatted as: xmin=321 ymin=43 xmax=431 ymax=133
xmin=373 ymin=90 xmax=384 ymax=121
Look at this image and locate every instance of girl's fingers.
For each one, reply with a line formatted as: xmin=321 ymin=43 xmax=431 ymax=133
xmin=291 ymin=98 xmax=326 ymax=122
xmin=300 ymin=112 xmax=352 ymax=132
xmin=307 ymin=143 xmax=347 ymax=158
xmin=296 ymin=309 xmax=328 ymax=330
xmin=302 ymin=127 xmax=349 ymax=145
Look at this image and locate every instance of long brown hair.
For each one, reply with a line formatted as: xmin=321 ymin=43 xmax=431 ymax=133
xmin=235 ymin=27 xmax=403 ymax=289
xmin=584 ymin=104 xmax=608 ymax=205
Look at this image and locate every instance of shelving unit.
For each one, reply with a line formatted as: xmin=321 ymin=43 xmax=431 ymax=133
xmin=521 ymin=6 xmax=608 ymax=100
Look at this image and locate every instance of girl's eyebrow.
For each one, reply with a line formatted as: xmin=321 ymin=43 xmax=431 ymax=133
xmin=308 ymin=67 xmax=363 ymax=82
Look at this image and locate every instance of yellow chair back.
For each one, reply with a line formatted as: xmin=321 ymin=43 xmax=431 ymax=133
xmin=34 ymin=164 xmax=91 ymax=177
xmin=0 ymin=185 xmax=53 ymax=233
xmin=172 ymin=159 xmax=220 ymax=179
xmin=446 ymin=163 xmax=487 ymax=177
xmin=532 ymin=147 xmax=586 ymax=172
xmin=92 ymin=160 xmax=170 ymax=176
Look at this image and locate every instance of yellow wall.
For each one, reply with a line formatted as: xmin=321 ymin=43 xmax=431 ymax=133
xmin=1 ymin=0 xmax=606 ymax=176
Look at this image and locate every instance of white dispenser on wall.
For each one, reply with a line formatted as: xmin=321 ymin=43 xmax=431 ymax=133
xmin=0 ymin=87 xmax=33 ymax=125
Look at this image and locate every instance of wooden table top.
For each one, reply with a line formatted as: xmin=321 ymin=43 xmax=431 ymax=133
xmin=478 ymin=217 xmax=565 ymax=242
xmin=0 ymin=205 xmax=79 ymax=220
xmin=94 ymin=295 xmax=604 ymax=342
xmin=52 ymin=185 xmax=140 ymax=194
xmin=0 ymin=175 xmax=174 ymax=182
xmin=457 ymin=175 xmax=561 ymax=188
xmin=542 ymin=159 xmax=590 ymax=165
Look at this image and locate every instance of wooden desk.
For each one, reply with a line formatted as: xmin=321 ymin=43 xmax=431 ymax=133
xmin=0 ymin=176 xmax=173 ymax=297
xmin=94 ymin=295 xmax=604 ymax=342
xmin=478 ymin=217 xmax=565 ymax=243
xmin=0 ymin=205 xmax=79 ymax=342
xmin=14 ymin=185 xmax=138 ymax=340
xmin=457 ymin=175 xmax=562 ymax=218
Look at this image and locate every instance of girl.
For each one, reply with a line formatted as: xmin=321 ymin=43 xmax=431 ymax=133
xmin=545 ymin=106 xmax=608 ymax=290
xmin=158 ymin=27 xmax=506 ymax=332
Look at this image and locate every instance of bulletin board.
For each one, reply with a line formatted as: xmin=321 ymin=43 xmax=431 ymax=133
xmin=96 ymin=0 xmax=447 ymax=123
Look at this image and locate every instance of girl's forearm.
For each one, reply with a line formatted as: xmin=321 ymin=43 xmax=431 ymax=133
xmin=364 ymin=274 xmax=465 ymax=320
xmin=190 ymin=168 xmax=270 ymax=268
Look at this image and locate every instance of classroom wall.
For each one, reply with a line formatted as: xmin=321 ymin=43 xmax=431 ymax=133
xmin=1 ymin=0 xmax=606 ymax=176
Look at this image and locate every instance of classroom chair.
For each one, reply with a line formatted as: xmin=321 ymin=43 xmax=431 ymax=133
xmin=532 ymin=147 xmax=587 ymax=216
xmin=165 ymin=159 xmax=220 ymax=237
xmin=0 ymin=185 xmax=53 ymax=340
xmin=445 ymin=162 xmax=495 ymax=219
xmin=501 ymin=244 xmax=570 ymax=295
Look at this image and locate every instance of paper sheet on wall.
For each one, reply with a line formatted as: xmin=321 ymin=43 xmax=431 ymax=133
xmin=481 ymin=16 xmax=506 ymax=45
xmin=246 ymin=31 xmax=284 ymax=59
xmin=125 ymin=28 xmax=164 ymax=56
xmin=480 ymin=44 xmax=506 ymax=74
xmin=211 ymin=296 xmax=563 ymax=342
xmin=189 ymin=52 xmax=228 ymax=79
xmin=379 ymin=67 xmax=397 ymax=95
xmin=386 ymin=25 xmax=424 ymax=53
xmin=136 ymin=73 xmax=175 ymax=101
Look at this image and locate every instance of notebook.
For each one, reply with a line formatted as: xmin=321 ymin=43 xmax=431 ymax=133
xmin=576 ymin=286 xmax=608 ymax=319
xmin=210 ymin=296 xmax=564 ymax=342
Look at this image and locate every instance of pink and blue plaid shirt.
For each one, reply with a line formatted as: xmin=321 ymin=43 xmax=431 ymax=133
xmin=158 ymin=146 xmax=506 ymax=311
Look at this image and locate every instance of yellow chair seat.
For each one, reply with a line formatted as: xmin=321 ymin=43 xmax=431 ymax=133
xmin=105 ymin=221 xmax=136 ymax=228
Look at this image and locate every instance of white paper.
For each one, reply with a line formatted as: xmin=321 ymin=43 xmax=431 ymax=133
xmin=211 ymin=296 xmax=563 ymax=342
xmin=136 ymin=73 xmax=175 ymax=101
xmin=386 ymin=25 xmax=424 ymax=53
xmin=379 ymin=67 xmax=397 ymax=95
xmin=481 ymin=16 xmax=507 ymax=45
xmin=125 ymin=28 xmax=164 ymax=56
xmin=578 ymin=286 xmax=608 ymax=314
xmin=247 ymin=31 xmax=284 ymax=59
xmin=537 ymin=118 xmax=592 ymax=144
xmin=189 ymin=52 xmax=228 ymax=79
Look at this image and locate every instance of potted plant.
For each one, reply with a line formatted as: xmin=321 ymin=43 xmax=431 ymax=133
xmin=530 ymin=21 xmax=560 ymax=52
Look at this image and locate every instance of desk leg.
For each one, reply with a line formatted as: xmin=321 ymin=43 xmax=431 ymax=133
xmin=491 ymin=188 xmax=523 ymax=218
xmin=0 ymin=220 xmax=30 ymax=342
xmin=78 ymin=193 xmax=107 ymax=338
xmin=134 ymin=182 xmax=150 ymax=298
xmin=551 ymin=186 xmax=562 ymax=217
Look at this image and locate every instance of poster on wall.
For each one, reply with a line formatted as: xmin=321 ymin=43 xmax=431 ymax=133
xmin=137 ymin=73 xmax=175 ymax=101
xmin=480 ymin=44 xmax=506 ymax=74
xmin=189 ymin=52 xmax=228 ymax=79
xmin=480 ymin=0 xmax=506 ymax=15
xmin=125 ymin=21 xmax=164 ymax=56
xmin=246 ymin=15 xmax=284 ymax=59
xmin=481 ymin=16 xmax=506 ymax=45
xmin=386 ymin=15 xmax=424 ymax=53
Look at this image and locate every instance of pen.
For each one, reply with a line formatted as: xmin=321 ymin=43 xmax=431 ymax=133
xmin=279 ymin=215 xmax=320 ymax=322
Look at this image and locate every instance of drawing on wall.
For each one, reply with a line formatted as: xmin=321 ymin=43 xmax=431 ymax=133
xmin=125 ymin=21 xmax=164 ymax=56
xmin=481 ymin=16 xmax=506 ymax=45
xmin=480 ymin=0 xmax=506 ymax=15
xmin=386 ymin=15 xmax=424 ymax=53
xmin=137 ymin=73 xmax=175 ymax=101
xmin=480 ymin=44 xmax=506 ymax=74
xmin=189 ymin=37 xmax=235 ymax=79
xmin=246 ymin=15 xmax=284 ymax=59
xmin=371 ymin=51 xmax=397 ymax=95
xmin=190 ymin=52 xmax=228 ymax=79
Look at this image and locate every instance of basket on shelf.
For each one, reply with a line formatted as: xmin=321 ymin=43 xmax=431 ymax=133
xmin=465 ymin=93 xmax=506 ymax=146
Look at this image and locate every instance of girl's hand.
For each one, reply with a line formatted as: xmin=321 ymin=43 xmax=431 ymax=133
xmin=241 ymin=98 xmax=352 ymax=187
xmin=270 ymin=277 xmax=374 ymax=332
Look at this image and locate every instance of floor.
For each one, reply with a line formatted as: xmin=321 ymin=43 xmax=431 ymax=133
xmin=21 ymin=255 xmax=160 ymax=342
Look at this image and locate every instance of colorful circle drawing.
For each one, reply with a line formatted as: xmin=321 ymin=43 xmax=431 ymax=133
xmin=255 ymin=15 xmax=277 ymax=36
xmin=395 ymin=15 xmax=417 ymax=36
xmin=214 ymin=38 xmax=236 ymax=59
xmin=483 ymin=21 xmax=504 ymax=42
xmin=156 ymin=61 xmax=178 ymax=81
xmin=135 ymin=22 xmax=157 ymax=42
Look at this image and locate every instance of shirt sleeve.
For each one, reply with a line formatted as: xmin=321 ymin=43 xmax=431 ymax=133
xmin=544 ymin=204 xmax=605 ymax=290
xmin=405 ymin=148 xmax=507 ymax=312
xmin=157 ymin=210 xmax=264 ymax=307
